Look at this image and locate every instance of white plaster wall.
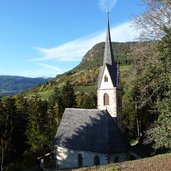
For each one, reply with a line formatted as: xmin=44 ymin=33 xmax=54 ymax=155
xmin=97 ymin=65 xmax=119 ymax=118
xmin=97 ymin=88 xmax=117 ymax=117
xmin=55 ymin=146 xmax=129 ymax=169
xmin=99 ymin=66 xmax=114 ymax=89
xmin=55 ymin=146 xmax=109 ymax=169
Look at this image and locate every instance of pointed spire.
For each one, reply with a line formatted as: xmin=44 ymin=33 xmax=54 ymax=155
xmin=103 ymin=12 xmax=115 ymax=66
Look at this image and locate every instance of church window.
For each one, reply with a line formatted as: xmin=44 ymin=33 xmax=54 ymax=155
xmin=94 ymin=155 xmax=100 ymax=165
xmin=77 ymin=154 xmax=83 ymax=167
xmin=104 ymin=75 xmax=108 ymax=82
xmin=104 ymin=93 xmax=109 ymax=105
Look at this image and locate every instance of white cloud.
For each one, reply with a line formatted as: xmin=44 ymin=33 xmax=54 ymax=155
xmin=36 ymin=63 xmax=63 ymax=73
xmin=99 ymin=0 xmax=118 ymax=13
xmin=111 ymin=21 xmax=139 ymax=42
xmin=31 ymin=20 xmax=138 ymax=62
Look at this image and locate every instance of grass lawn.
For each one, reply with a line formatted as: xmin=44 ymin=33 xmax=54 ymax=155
xmin=120 ymin=65 xmax=132 ymax=72
xmin=75 ymin=85 xmax=97 ymax=94
xmin=38 ymin=90 xmax=54 ymax=99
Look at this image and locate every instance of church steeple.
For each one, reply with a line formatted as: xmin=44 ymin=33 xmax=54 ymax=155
xmin=103 ymin=13 xmax=115 ymax=66
xmin=97 ymin=12 xmax=122 ymax=119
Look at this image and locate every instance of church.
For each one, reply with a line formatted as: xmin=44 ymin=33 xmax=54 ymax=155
xmin=54 ymin=14 xmax=129 ymax=169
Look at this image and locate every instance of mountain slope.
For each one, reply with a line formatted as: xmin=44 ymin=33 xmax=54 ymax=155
xmin=0 ymin=75 xmax=52 ymax=96
xmin=24 ymin=41 xmax=156 ymax=97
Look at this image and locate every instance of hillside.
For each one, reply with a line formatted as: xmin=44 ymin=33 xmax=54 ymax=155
xmin=25 ymin=41 xmax=156 ymax=98
xmin=0 ymin=75 xmax=52 ymax=96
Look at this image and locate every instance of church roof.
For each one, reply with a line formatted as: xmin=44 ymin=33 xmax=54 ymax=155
xmin=54 ymin=108 xmax=127 ymax=154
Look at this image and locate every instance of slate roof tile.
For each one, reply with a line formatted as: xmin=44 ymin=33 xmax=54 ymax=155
xmin=54 ymin=108 xmax=127 ymax=153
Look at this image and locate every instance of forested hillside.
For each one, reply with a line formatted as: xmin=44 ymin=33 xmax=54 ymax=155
xmin=24 ymin=41 xmax=156 ymax=97
xmin=0 ymin=76 xmax=52 ymax=96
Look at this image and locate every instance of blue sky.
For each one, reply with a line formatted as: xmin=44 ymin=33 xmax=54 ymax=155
xmin=0 ymin=0 xmax=145 ymax=77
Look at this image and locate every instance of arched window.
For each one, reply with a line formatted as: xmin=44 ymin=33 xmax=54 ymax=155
xmin=114 ymin=156 xmax=119 ymax=163
xmin=104 ymin=75 xmax=108 ymax=82
xmin=77 ymin=154 xmax=83 ymax=167
xmin=94 ymin=155 xmax=100 ymax=165
xmin=104 ymin=93 xmax=109 ymax=106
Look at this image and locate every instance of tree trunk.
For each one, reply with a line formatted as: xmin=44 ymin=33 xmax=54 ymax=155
xmin=136 ymin=116 xmax=140 ymax=138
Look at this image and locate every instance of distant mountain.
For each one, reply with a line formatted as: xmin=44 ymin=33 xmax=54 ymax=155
xmin=0 ymin=75 xmax=52 ymax=96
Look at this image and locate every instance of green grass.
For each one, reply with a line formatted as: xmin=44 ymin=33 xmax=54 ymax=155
xmin=35 ymin=85 xmax=96 ymax=100
xmin=25 ymin=85 xmax=96 ymax=101
xmin=75 ymin=85 xmax=97 ymax=94
xmin=38 ymin=90 xmax=54 ymax=99
xmin=120 ymin=65 xmax=132 ymax=72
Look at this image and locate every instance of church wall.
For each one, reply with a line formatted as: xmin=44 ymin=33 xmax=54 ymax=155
xmin=99 ymin=66 xmax=114 ymax=89
xmin=55 ymin=146 xmax=129 ymax=169
xmin=97 ymin=65 xmax=120 ymax=118
xmin=110 ymin=152 xmax=129 ymax=163
xmin=55 ymin=146 xmax=109 ymax=169
xmin=97 ymin=88 xmax=117 ymax=117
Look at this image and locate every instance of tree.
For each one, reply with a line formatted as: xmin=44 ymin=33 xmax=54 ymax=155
xmin=48 ymin=89 xmax=62 ymax=144
xmin=76 ymin=91 xmax=97 ymax=109
xmin=49 ymin=87 xmax=64 ymax=117
xmin=0 ymin=99 xmax=7 ymax=171
xmin=0 ymin=97 xmax=17 ymax=171
xmin=145 ymin=96 xmax=171 ymax=149
xmin=14 ymin=95 xmax=29 ymax=157
xmin=47 ymin=102 xmax=60 ymax=144
xmin=132 ymin=0 xmax=171 ymax=148
xmin=124 ymin=42 xmax=161 ymax=139
xmin=26 ymin=94 xmax=50 ymax=154
xmin=135 ymin=0 xmax=171 ymax=40
xmin=122 ymin=93 xmax=137 ymax=139
xmin=144 ymin=32 xmax=171 ymax=149
xmin=61 ymin=81 xmax=76 ymax=109
xmin=48 ymin=81 xmax=76 ymax=123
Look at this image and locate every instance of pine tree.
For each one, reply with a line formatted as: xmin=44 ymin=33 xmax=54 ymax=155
xmin=0 ymin=97 xmax=16 ymax=171
xmin=26 ymin=94 xmax=49 ymax=154
xmin=15 ymin=95 xmax=29 ymax=157
xmin=146 ymin=97 xmax=171 ymax=149
xmin=127 ymin=0 xmax=171 ymax=143
xmin=61 ymin=81 xmax=76 ymax=109
xmin=0 ymin=99 xmax=6 ymax=171
xmin=76 ymin=91 xmax=97 ymax=109
xmin=145 ymin=32 xmax=171 ymax=149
